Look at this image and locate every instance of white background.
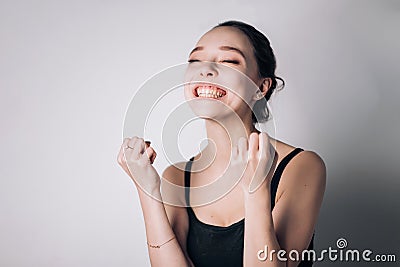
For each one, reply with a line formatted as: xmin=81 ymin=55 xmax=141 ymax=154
xmin=1 ymin=0 xmax=399 ymax=266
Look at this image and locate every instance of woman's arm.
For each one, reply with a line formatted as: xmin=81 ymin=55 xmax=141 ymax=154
xmin=117 ymin=137 xmax=192 ymax=267
xmin=138 ymin=188 xmax=192 ymax=267
xmin=243 ymin=181 xmax=283 ymax=266
xmin=162 ymin=165 xmax=196 ymax=267
xmin=270 ymin=151 xmax=326 ymax=267
xmin=237 ymin=134 xmax=326 ymax=267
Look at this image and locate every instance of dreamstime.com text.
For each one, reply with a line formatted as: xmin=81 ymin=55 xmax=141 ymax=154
xmin=257 ymin=238 xmax=397 ymax=263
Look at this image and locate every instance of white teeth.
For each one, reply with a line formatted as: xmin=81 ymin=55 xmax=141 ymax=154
xmin=196 ymin=86 xmax=225 ymax=99
xmin=198 ymin=92 xmax=218 ymax=98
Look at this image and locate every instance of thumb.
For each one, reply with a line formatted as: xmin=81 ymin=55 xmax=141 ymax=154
xmin=145 ymin=146 xmax=157 ymax=164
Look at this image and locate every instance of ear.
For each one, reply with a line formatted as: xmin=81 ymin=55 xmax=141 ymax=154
xmin=253 ymin=78 xmax=272 ymax=100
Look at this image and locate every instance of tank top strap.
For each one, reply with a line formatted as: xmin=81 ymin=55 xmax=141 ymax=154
xmin=184 ymin=156 xmax=195 ymax=206
xmin=270 ymin=147 xmax=304 ymax=209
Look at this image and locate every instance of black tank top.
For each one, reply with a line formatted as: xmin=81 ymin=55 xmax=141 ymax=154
xmin=184 ymin=147 xmax=314 ymax=267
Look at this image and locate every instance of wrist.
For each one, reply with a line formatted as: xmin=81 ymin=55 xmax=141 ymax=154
xmin=243 ymin=184 xmax=271 ymax=208
xmin=137 ymin=184 xmax=162 ymax=202
xmin=242 ymin=179 xmax=269 ymax=197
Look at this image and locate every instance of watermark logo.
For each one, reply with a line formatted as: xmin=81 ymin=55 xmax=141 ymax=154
xmin=257 ymin=237 xmax=397 ymax=263
xmin=336 ymin=237 xmax=347 ymax=249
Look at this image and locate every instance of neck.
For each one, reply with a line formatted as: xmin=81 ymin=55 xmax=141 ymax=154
xmin=198 ymin=113 xmax=257 ymax=169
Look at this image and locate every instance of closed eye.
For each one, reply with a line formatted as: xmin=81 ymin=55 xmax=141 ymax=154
xmin=221 ymin=60 xmax=240 ymax=64
xmin=187 ymin=59 xmax=240 ymax=65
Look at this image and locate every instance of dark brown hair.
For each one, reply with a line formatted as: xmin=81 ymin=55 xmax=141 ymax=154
xmin=214 ymin=20 xmax=285 ymax=123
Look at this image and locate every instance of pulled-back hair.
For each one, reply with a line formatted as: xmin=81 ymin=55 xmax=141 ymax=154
xmin=214 ymin=20 xmax=285 ymax=123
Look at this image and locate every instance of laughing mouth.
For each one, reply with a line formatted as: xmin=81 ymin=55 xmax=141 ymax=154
xmin=193 ymin=84 xmax=227 ymax=99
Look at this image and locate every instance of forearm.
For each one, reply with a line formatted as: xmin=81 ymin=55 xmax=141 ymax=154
xmin=243 ymin=188 xmax=285 ymax=267
xmin=137 ymin=188 xmax=190 ymax=267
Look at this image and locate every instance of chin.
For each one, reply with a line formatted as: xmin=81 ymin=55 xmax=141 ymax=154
xmin=187 ymin=98 xmax=232 ymax=121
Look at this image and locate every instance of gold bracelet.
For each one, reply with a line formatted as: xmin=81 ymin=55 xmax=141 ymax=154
xmin=147 ymin=236 xmax=176 ymax=249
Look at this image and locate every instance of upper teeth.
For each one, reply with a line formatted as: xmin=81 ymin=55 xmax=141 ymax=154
xmin=196 ymin=86 xmax=225 ymax=98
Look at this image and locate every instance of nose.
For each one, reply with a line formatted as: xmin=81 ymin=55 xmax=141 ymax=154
xmin=199 ymin=62 xmax=218 ymax=77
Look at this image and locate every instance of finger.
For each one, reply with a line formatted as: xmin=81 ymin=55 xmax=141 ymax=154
xmin=124 ymin=137 xmax=136 ymax=159
xmin=132 ymin=138 xmax=145 ymax=160
xmin=248 ymin=133 xmax=259 ymax=160
xmin=118 ymin=138 xmax=130 ymax=164
xmin=231 ymin=144 xmax=239 ymax=162
xmin=237 ymin=137 xmax=248 ymax=161
xmin=259 ymin=132 xmax=269 ymax=159
xmin=139 ymin=146 xmax=155 ymax=164
xmin=145 ymin=146 xmax=156 ymax=160
xmin=120 ymin=138 xmax=133 ymax=164
xmin=127 ymin=136 xmax=138 ymax=150
xmin=121 ymin=139 xmax=135 ymax=177
xmin=149 ymin=149 xmax=157 ymax=164
xmin=144 ymin=140 xmax=155 ymax=163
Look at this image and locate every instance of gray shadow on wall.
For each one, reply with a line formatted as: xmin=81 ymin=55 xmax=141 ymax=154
xmin=314 ymin=167 xmax=400 ymax=266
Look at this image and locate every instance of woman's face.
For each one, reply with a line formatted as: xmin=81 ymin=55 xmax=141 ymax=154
xmin=184 ymin=26 xmax=263 ymax=121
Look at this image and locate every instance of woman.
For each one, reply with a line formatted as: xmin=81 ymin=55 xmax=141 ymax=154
xmin=118 ymin=21 xmax=326 ymax=267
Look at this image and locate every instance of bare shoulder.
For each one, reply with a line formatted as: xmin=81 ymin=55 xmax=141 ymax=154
xmin=161 ymin=162 xmax=188 ymax=208
xmin=273 ymin=139 xmax=325 ymax=179
xmin=281 ymin=149 xmax=327 ymax=192
xmin=162 ymin=162 xmax=187 ymax=186
xmin=272 ymin=138 xmax=326 ymax=201
xmin=161 ymin=162 xmax=190 ymax=228
xmin=293 ymin=150 xmax=326 ymax=179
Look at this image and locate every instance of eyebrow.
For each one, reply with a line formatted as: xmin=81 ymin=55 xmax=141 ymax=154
xmin=189 ymin=45 xmax=246 ymax=59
